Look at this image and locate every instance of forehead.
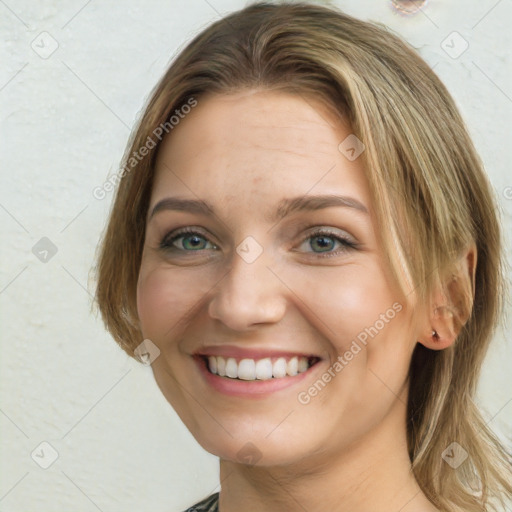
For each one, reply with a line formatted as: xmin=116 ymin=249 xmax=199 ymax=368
xmin=151 ymin=89 xmax=371 ymax=213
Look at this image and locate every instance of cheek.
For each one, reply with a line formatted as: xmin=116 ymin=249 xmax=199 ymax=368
xmin=302 ymin=264 xmax=397 ymax=345
xmin=333 ymin=270 xmax=409 ymax=365
xmin=323 ymin=266 xmax=412 ymax=384
xmin=136 ymin=265 xmax=198 ymax=338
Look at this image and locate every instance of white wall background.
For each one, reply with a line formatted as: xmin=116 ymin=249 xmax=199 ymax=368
xmin=1 ymin=1 xmax=510 ymax=511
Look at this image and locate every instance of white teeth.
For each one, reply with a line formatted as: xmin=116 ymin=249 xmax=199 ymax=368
xmin=238 ymin=359 xmax=256 ymax=380
xmin=298 ymin=357 xmax=309 ymax=373
xmin=273 ymin=357 xmax=287 ymax=378
xmin=255 ymin=358 xmax=273 ymax=380
xmin=217 ymin=356 xmax=226 ymax=377
xmin=205 ymin=355 xmax=314 ymax=381
xmin=225 ymin=358 xmax=238 ymax=378
xmin=287 ymin=356 xmax=298 ymax=376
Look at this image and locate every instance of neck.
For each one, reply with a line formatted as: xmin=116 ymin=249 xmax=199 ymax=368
xmin=218 ymin=399 xmax=438 ymax=512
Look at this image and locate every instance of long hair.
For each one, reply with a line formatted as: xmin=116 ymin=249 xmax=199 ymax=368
xmin=93 ymin=3 xmax=512 ymax=510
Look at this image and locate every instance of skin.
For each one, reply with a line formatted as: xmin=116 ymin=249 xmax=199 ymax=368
xmin=136 ymin=89 xmax=474 ymax=511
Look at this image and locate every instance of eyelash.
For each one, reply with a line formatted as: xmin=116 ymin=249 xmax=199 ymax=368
xmin=159 ymin=227 xmax=357 ymax=258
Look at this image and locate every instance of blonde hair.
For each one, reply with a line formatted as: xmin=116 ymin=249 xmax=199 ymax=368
xmin=93 ymin=2 xmax=512 ymax=510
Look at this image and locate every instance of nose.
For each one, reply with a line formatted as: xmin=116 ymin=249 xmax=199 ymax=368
xmin=208 ymin=246 xmax=287 ymax=331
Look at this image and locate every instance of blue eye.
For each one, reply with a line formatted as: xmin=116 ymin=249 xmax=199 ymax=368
xmin=160 ymin=228 xmax=216 ymax=252
xmin=159 ymin=227 xmax=356 ymax=257
xmin=299 ymin=229 xmax=356 ymax=256
xmin=309 ymin=234 xmax=336 ymax=252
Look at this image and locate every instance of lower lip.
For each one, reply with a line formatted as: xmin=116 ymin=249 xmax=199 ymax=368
xmin=193 ymin=356 xmax=322 ymax=399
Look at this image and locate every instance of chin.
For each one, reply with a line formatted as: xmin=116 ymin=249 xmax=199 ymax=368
xmin=188 ymin=424 xmax=322 ymax=468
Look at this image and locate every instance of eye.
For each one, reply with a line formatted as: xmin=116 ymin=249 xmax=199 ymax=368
xmin=158 ymin=226 xmax=357 ymax=258
xmin=159 ymin=227 xmax=217 ymax=252
xmin=297 ymin=228 xmax=357 ymax=257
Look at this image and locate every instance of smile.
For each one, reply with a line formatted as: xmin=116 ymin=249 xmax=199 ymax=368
xmin=204 ymin=355 xmax=319 ymax=381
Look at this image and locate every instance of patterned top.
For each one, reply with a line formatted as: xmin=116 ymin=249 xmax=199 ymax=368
xmin=182 ymin=492 xmax=219 ymax=512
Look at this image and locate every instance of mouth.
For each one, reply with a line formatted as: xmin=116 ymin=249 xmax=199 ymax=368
xmin=196 ymin=354 xmax=321 ymax=381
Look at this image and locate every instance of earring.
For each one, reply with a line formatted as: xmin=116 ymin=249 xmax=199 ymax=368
xmin=432 ymin=330 xmax=438 ymax=339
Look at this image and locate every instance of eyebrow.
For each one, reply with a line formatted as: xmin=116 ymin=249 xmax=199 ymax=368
xmin=149 ymin=194 xmax=368 ymax=222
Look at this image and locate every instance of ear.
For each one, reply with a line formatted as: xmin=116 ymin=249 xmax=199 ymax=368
xmin=418 ymin=242 xmax=477 ymax=350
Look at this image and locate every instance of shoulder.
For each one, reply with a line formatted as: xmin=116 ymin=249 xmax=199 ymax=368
xmin=182 ymin=492 xmax=219 ymax=512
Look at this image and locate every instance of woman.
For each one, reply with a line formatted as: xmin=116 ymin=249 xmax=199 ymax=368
xmin=94 ymin=2 xmax=512 ymax=511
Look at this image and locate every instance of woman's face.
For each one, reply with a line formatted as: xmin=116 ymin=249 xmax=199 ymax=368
xmin=137 ymin=89 xmax=418 ymax=466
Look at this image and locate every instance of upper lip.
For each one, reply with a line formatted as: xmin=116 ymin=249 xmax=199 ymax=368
xmin=194 ymin=345 xmax=321 ymax=360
